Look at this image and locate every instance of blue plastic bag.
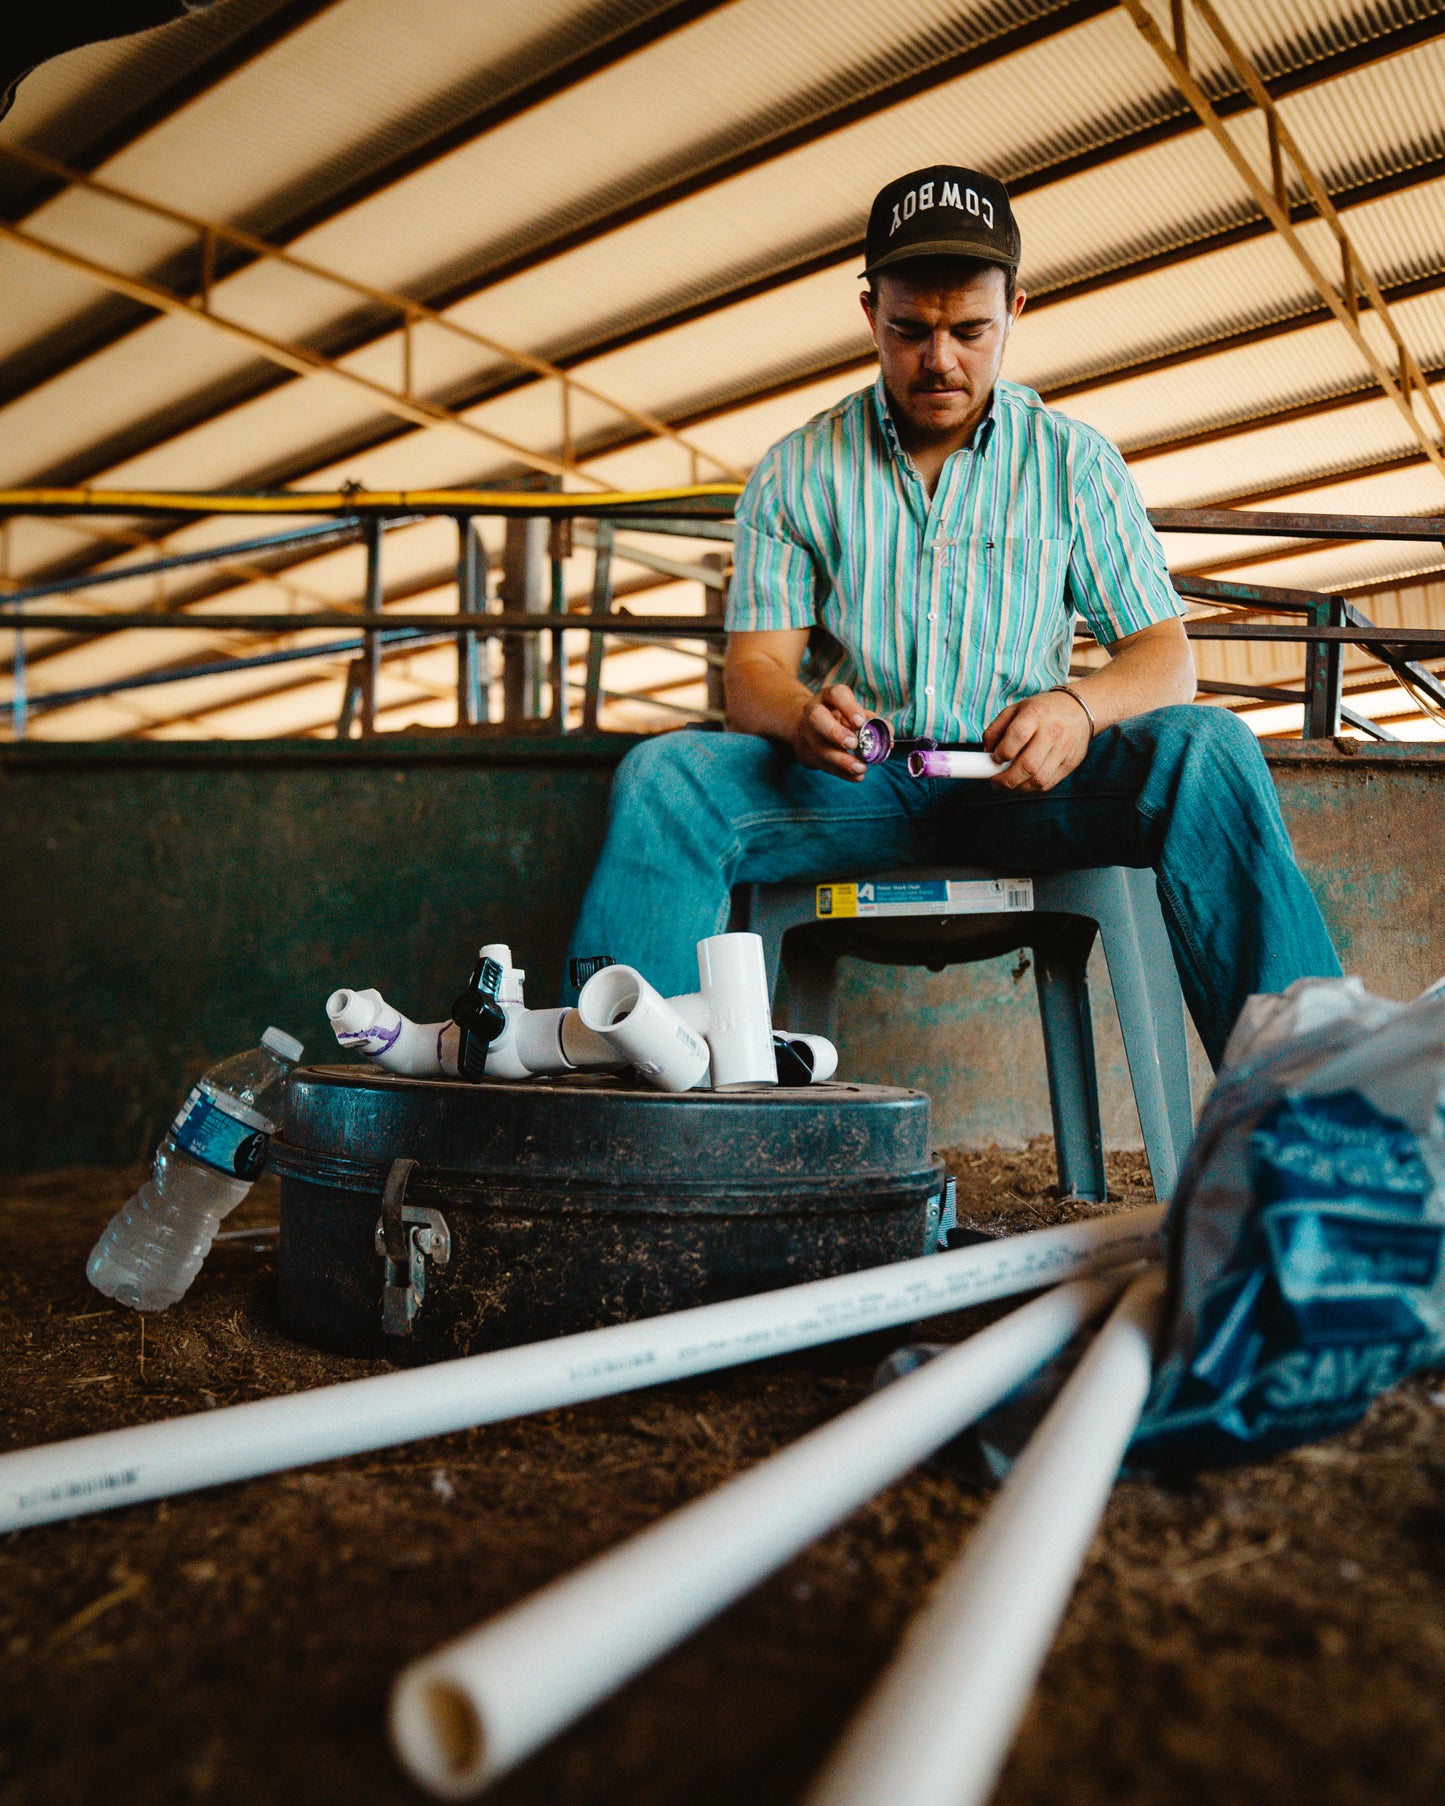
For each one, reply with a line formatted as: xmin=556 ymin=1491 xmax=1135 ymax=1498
xmin=1130 ymin=977 xmax=1445 ymax=1469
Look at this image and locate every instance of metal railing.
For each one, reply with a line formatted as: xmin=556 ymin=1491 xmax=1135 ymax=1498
xmin=1152 ymin=507 xmax=1445 ymax=740
xmin=0 ymin=487 xmax=735 ymax=739
xmin=2 ymin=490 xmax=1443 ymax=741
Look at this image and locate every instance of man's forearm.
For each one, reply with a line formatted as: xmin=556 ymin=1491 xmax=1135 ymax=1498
xmin=723 ymin=633 xmax=870 ymax=780
xmin=1067 ymin=620 xmax=1195 ymax=733
xmin=724 ymin=652 xmax=813 ymax=742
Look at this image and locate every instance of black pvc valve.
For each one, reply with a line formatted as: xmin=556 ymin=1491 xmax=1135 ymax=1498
xmin=569 ymin=954 xmax=616 ymax=989
xmin=450 ymin=955 xmax=507 ymax=1084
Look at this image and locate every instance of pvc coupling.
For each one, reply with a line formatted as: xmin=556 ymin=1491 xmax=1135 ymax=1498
xmin=577 ymin=933 xmax=777 ymax=1093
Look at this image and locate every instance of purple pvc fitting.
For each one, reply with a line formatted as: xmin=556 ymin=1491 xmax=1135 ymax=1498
xmin=856 ymin=720 xmax=939 ymax=765
xmin=855 ymin=717 xmax=893 ymax=764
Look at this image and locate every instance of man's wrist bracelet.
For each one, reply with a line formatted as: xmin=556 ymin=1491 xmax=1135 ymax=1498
xmin=1052 ymin=684 xmax=1096 ymax=738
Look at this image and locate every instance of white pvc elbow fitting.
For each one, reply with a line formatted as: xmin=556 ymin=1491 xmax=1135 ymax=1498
xmin=326 ymin=988 xmax=458 ymax=1078
xmin=576 ymin=966 xmax=710 ymax=1092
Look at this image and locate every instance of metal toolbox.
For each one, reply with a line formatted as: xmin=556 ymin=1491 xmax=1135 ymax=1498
xmin=270 ymin=1066 xmax=945 ymax=1363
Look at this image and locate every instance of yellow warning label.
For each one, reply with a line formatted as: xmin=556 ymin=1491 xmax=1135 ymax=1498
xmin=815 ymin=883 xmax=858 ymax=919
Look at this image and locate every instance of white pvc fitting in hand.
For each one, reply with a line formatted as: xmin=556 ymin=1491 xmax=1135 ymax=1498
xmin=906 ymin=750 xmax=1006 ymax=780
xmin=696 ymin=932 xmax=777 ymax=1088
xmin=326 ymin=988 xmax=457 ymax=1078
xmin=576 ymin=965 xmax=710 ymax=1092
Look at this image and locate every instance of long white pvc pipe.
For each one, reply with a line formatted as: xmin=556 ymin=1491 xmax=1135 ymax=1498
xmin=0 ymin=1209 xmax=1162 ymax=1535
xmin=803 ymin=1266 xmax=1166 ymax=1806
xmin=388 ymin=1270 xmax=1129 ymax=1800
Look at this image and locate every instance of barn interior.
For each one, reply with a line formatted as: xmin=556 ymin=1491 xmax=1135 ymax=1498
xmin=3 ymin=3 xmax=1445 ymax=1804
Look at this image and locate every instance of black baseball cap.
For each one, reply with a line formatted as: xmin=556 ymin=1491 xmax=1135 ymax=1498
xmin=863 ymin=165 xmax=1020 ymax=278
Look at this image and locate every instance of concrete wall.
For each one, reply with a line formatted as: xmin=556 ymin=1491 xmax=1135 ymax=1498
xmin=4 ymin=735 xmax=1442 ymax=1171
xmin=1 ymin=737 xmax=623 ymax=1170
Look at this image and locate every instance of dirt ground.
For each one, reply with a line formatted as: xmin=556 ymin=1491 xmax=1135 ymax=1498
xmin=2 ymin=1144 xmax=1444 ymax=1806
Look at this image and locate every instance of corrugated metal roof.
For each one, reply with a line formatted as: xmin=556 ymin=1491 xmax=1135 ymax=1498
xmin=1282 ymin=32 xmax=1445 ymax=189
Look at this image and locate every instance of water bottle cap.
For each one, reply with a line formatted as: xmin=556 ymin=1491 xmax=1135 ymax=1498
xmin=262 ymin=1026 xmax=304 ymax=1064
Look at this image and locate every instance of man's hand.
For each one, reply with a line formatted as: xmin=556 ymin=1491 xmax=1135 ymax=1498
xmin=982 ymin=690 xmax=1092 ymax=793
xmin=793 ymin=682 xmax=870 ymax=782
xmin=725 ymin=631 xmax=870 ymax=781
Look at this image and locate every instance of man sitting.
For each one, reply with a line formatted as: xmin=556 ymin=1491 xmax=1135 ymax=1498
xmin=567 ymin=165 xmax=1339 ymax=1065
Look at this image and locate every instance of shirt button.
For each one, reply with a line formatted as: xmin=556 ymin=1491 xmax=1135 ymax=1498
xmin=924 ymin=684 xmax=935 ymax=696
xmin=928 ymin=609 xmax=938 ymax=621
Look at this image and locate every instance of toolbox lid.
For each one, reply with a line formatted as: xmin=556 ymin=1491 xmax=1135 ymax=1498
xmin=279 ymin=1065 xmax=934 ymax=1189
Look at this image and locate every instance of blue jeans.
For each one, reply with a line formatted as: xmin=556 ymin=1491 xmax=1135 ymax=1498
xmin=566 ymin=706 xmax=1341 ymax=1066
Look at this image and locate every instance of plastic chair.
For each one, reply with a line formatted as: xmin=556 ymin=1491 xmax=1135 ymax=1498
xmin=740 ymin=865 xmax=1194 ymax=1203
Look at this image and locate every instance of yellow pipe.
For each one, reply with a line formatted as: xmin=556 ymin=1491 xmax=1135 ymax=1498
xmin=0 ymin=485 xmax=742 ymax=516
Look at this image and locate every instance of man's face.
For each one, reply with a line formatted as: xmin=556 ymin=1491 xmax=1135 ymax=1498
xmin=861 ymin=266 xmax=1024 ymax=444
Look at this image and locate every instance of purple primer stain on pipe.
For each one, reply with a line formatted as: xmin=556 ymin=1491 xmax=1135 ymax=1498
xmin=908 ymin=749 xmax=1006 ymax=780
xmin=337 ymin=1020 xmax=400 ymax=1054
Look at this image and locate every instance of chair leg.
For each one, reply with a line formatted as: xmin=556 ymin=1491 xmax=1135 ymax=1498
xmin=1033 ymin=921 xmax=1107 ymax=1202
xmin=1125 ymin=867 xmax=1196 ymax=1157
xmin=1094 ymin=868 xmax=1193 ymax=1203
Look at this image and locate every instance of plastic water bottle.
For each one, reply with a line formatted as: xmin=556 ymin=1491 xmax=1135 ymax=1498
xmin=87 ymin=1027 xmax=304 ymax=1311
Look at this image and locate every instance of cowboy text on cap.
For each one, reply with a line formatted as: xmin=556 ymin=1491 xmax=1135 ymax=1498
xmin=890 ymin=177 xmax=994 ymax=236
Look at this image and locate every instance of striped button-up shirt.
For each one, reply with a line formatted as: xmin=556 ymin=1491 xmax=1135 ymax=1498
xmin=726 ymin=376 xmax=1181 ymax=742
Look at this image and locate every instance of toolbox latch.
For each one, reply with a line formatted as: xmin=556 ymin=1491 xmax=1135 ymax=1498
xmin=374 ymin=1157 xmax=451 ymax=1336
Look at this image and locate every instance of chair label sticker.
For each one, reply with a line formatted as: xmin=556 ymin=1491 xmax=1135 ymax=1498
xmin=815 ymin=877 xmax=1034 ymax=919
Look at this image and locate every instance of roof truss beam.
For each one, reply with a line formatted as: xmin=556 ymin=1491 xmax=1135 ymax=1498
xmin=0 ymin=0 xmax=735 ymax=406
xmin=0 ymin=0 xmax=341 ymax=218
xmin=0 ymin=152 xmax=745 ymax=484
xmin=1120 ymin=0 xmax=1445 ymax=486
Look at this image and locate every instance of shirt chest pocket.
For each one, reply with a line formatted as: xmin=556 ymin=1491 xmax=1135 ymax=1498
xmin=949 ymin=536 xmax=1070 ymax=627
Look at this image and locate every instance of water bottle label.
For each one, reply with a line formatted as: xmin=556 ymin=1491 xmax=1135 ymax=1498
xmin=171 ymin=1087 xmax=268 ymax=1179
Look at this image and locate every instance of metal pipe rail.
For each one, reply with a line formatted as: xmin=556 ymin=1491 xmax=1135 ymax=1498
xmin=2 ymin=495 xmax=1443 ymax=741
xmin=3 ymin=612 xmax=729 ymax=635
xmin=0 ymin=490 xmax=734 ymax=737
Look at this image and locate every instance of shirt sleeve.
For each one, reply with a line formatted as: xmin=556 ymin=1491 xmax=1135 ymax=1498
xmin=725 ymin=449 xmax=820 ymax=633
xmin=1066 ymin=434 xmax=1183 ymax=645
